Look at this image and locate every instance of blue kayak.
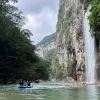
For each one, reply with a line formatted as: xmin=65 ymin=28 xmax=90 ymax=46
xmin=18 ymin=83 xmax=33 ymax=88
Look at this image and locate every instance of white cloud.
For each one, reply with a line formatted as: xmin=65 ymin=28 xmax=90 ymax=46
xmin=16 ymin=0 xmax=59 ymax=44
xmin=17 ymin=0 xmax=59 ymax=14
xmin=23 ymin=8 xmax=58 ymax=44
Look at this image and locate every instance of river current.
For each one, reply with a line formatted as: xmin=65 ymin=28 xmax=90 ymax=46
xmin=0 ymin=83 xmax=100 ymax=100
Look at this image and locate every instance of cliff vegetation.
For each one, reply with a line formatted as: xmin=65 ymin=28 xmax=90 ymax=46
xmin=88 ymin=0 xmax=100 ymax=39
xmin=36 ymin=33 xmax=56 ymax=47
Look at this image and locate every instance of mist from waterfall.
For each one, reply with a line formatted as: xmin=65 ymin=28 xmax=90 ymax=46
xmin=83 ymin=6 xmax=96 ymax=84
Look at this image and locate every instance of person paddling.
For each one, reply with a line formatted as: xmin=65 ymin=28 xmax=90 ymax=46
xmin=19 ymin=80 xmax=24 ymax=85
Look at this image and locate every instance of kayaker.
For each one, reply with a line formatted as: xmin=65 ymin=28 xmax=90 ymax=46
xmin=19 ymin=80 xmax=24 ymax=85
xmin=35 ymin=80 xmax=39 ymax=83
xmin=27 ymin=81 xmax=30 ymax=86
xmin=23 ymin=81 xmax=28 ymax=86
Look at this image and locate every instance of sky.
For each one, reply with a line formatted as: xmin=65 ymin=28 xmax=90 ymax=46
xmin=16 ymin=0 xmax=59 ymax=44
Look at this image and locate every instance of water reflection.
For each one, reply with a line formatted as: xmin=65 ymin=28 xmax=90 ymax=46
xmin=73 ymin=86 xmax=99 ymax=100
xmin=19 ymin=88 xmax=33 ymax=94
xmin=0 ymin=83 xmax=100 ymax=100
xmin=17 ymin=84 xmax=100 ymax=100
xmin=87 ymin=86 xmax=99 ymax=100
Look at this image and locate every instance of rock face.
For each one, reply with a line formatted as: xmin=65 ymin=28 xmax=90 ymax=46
xmin=96 ymin=52 xmax=100 ymax=81
xmin=36 ymin=33 xmax=56 ymax=58
xmin=56 ymin=0 xmax=85 ymax=81
xmin=36 ymin=42 xmax=56 ymax=58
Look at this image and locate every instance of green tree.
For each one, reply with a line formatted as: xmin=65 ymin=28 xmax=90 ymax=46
xmin=0 ymin=0 xmax=49 ymax=83
xmin=88 ymin=0 xmax=100 ymax=39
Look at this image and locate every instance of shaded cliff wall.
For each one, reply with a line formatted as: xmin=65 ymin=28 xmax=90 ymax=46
xmin=55 ymin=0 xmax=85 ymax=81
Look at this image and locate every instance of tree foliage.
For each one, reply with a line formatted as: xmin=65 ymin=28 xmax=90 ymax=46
xmin=88 ymin=0 xmax=100 ymax=39
xmin=0 ymin=0 xmax=49 ymax=83
xmin=44 ymin=49 xmax=55 ymax=66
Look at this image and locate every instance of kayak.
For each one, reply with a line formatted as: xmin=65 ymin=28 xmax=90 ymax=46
xmin=18 ymin=83 xmax=33 ymax=88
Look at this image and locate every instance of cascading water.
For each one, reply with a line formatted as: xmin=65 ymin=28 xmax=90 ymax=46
xmin=83 ymin=6 xmax=96 ymax=84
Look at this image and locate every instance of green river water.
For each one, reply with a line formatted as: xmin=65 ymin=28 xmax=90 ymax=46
xmin=0 ymin=83 xmax=100 ymax=100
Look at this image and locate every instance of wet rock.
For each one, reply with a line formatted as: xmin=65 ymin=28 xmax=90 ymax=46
xmin=56 ymin=0 xmax=85 ymax=81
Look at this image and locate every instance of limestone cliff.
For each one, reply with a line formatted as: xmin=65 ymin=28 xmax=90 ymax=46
xmin=36 ymin=33 xmax=56 ymax=58
xmin=55 ymin=0 xmax=85 ymax=81
xmin=36 ymin=42 xmax=56 ymax=58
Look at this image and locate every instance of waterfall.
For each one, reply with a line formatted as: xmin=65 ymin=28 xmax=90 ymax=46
xmin=83 ymin=6 xmax=96 ymax=84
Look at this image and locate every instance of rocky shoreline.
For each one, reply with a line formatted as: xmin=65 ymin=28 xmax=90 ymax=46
xmin=65 ymin=82 xmax=100 ymax=87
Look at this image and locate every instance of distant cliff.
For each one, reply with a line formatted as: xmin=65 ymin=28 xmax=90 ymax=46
xmin=36 ymin=33 xmax=56 ymax=47
xmin=36 ymin=33 xmax=56 ymax=58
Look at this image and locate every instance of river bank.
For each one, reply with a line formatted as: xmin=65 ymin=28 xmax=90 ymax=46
xmin=33 ymin=81 xmax=100 ymax=88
